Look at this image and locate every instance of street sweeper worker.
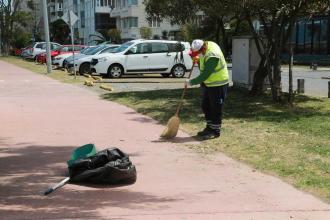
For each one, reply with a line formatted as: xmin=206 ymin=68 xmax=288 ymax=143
xmin=185 ymin=39 xmax=229 ymax=140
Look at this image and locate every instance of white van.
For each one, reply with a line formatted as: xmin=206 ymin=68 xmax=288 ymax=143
xmin=90 ymin=39 xmax=193 ymax=78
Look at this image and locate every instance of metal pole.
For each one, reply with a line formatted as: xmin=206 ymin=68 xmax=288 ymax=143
xmin=69 ymin=11 xmax=76 ymax=78
xmin=0 ymin=22 xmax=2 ymax=56
xmin=297 ymin=79 xmax=305 ymax=94
xmin=42 ymin=0 xmax=52 ymax=73
xmin=328 ymin=81 xmax=330 ymax=98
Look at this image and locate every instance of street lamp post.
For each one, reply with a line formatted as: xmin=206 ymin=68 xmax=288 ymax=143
xmin=109 ymin=3 xmax=114 ymax=43
xmin=42 ymin=0 xmax=52 ymax=73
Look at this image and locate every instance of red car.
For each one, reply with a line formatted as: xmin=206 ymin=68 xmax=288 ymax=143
xmin=36 ymin=45 xmax=87 ymax=64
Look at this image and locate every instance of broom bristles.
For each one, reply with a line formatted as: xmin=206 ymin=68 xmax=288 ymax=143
xmin=160 ymin=115 xmax=180 ymax=139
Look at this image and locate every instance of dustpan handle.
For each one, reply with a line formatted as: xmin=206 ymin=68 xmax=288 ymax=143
xmin=175 ymin=65 xmax=194 ymax=115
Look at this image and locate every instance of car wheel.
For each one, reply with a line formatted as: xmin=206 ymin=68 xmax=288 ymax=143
xmin=161 ymin=73 xmax=171 ymax=78
xmin=171 ymin=64 xmax=186 ymax=78
xmin=108 ymin=64 xmax=123 ymax=78
xmin=79 ymin=63 xmax=91 ymax=75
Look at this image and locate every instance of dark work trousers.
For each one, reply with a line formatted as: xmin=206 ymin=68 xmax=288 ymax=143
xmin=200 ymin=83 xmax=228 ymax=135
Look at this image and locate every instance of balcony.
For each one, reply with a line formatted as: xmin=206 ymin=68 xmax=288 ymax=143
xmin=110 ymin=6 xmax=138 ymax=18
xmin=95 ymin=6 xmax=112 ymax=14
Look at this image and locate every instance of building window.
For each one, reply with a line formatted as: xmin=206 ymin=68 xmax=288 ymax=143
xmin=122 ymin=0 xmax=127 ymax=8
xmin=96 ymin=0 xmax=100 ymax=6
xmin=100 ymin=0 xmax=108 ymax=6
xmin=129 ymin=17 xmax=138 ymax=27
xmin=57 ymin=3 xmax=63 ymax=11
xmin=95 ymin=14 xmax=116 ymax=30
xmin=320 ymin=18 xmax=328 ymax=54
xmin=115 ymin=0 xmax=120 ymax=8
xmin=297 ymin=20 xmax=305 ymax=53
xmin=313 ymin=19 xmax=321 ymax=54
xmin=81 ymin=11 xmax=85 ymax=28
xmin=305 ymin=20 xmax=313 ymax=53
xmin=128 ymin=0 xmax=137 ymax=5
xmin=109 ymin=0 xmax=114 ymax=8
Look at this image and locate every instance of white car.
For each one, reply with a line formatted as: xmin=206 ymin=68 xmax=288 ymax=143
xmin=67 ymin=44 xmax=119 ymax=75
xmin=52 ymin=53 xmax=77 ymax=68
xmin=90 ymin=39 xmax=193 ymax=78
xmin=52 ymin=46 xmax=95 ymax=68
xmin=24 ymin=42 xmax=61 ymax=60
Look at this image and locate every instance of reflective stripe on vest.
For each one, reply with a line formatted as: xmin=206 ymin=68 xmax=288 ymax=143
xmin=200 ymin=41 xmax=229 ymax=87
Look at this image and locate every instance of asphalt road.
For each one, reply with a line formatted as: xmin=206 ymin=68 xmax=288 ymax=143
xmin=281 ymin=66 xmax=330 ymax=97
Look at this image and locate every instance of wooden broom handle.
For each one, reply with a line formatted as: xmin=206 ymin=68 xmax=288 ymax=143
xmin=175 ymin=65 xmax=194 ymax=116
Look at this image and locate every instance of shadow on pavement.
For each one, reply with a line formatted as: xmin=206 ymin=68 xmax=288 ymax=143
xmin=0 ymin=141 xmax=180 ymax=220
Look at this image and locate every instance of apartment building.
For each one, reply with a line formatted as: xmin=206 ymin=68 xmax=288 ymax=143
xmin=110 ymin=0 xmax=179 ymax=41
xmin=47 ymin=0 xmax=179 ymax=44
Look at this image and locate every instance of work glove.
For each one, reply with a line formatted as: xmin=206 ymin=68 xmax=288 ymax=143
xmin=184 ymin=79 xmax=191 ymax=87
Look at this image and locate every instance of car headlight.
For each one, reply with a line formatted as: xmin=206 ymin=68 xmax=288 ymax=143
xmin=98 ymin=57 xmax=109 ymax=62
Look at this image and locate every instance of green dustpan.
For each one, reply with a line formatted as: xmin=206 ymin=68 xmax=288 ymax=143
xmin=67 ymin=143 xmax=97 ymax=166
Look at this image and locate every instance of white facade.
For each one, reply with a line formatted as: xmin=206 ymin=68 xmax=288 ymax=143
xmin=48 ymin=0 xmax=64 ymax=23
xmin=48 ymin=0 xmax=180 ymax=44
xmin=110 ymin=0 xmax=179 ymax=40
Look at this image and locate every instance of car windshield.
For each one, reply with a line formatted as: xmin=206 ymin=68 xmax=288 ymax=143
xmin=111 ymin=41 xmax=134 ymax=53
xmin=81 ymin=47 xmax=97 ymax=54
xmin=79 ymin=47 xmax=90 ymax=54
xmin=83 ymin=45 xmax=108 ymax=55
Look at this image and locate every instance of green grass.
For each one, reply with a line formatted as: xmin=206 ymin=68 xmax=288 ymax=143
xmin=102 ymin=88 xmax=330 ymax=202
xmin=0 ymin=56 xmax=87 ymax=84
xmin=2 ymin=56 xmax=330 ymax=202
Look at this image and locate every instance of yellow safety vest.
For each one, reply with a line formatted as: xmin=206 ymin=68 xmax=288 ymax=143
xmin=199 ymin=41 xmax=229 ymax=87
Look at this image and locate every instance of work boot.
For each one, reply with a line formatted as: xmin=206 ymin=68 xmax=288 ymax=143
xmin=201 ymin=130 xmax=220 ymax=140
xmin=197 ymin=127 xmax=212 ymax=136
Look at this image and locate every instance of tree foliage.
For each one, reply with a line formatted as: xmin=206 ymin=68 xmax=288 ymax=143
xmin=0 ymin=0 xmax=33 ymax=54
xmin=107 ymin=28 xmax=121 ymax=43
xmin=140 ymin=27 xmax=152 ymax=39
xmin=50 ymin=19 xmax=70 ymax=44
xmin=144 ymin=0 xmax=330 ymax=102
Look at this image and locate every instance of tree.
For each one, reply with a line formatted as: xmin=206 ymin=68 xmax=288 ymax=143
xmin=107 ymin=28 xmax=121 ymax=43
xmin=140 ymin=27 xmax=152 ymax=39
xmin=239 ymin=0 xmax=329 ymax=101
xmin=50 ymin=19 xmax=70 ymax=44
xmin=144 ymin=0 xmax=329 ymax=102
xmin=143 ymin=0 xmax=238 ymax=57
xmin=12 ymin=26 xmax=31 ymax=49
xmin=0 ymin=0 xmax=33 ymax=54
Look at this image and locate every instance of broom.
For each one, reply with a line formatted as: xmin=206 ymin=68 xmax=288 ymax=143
xmin=160 ymin=66 xmax=194 ymax=139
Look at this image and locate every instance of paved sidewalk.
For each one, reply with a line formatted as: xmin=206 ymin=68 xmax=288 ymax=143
xmin=0 ymin=60 xmax=329 ymax=220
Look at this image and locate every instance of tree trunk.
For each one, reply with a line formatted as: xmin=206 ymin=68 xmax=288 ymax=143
xmin=250 ymin=55 xmax=268 ymax=95
xmin=273 ymin=43 xmax=282 ymax=102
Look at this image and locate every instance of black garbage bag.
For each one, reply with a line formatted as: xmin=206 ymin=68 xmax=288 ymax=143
xmin=68 ymin=148 xmax=137 ymax=184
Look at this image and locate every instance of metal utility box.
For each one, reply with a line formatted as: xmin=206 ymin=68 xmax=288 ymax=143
xmin=232 ymin=36 xmax=261 ymax=89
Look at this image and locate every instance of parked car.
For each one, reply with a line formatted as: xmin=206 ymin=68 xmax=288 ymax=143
xmin=90 ymin=39 xmax=193 ymax=78
xmin=24 ymin=42 xmax=61 ymax=60
xmin=36 ymin=44 xmax=87 ymax=64
xmin=66 ymin=44 xmax=120 ymax=75
xmin=52 ymin=46 xmax=96 ymax=68
xmin=20 ymin=45 xmax=33 ymax=58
